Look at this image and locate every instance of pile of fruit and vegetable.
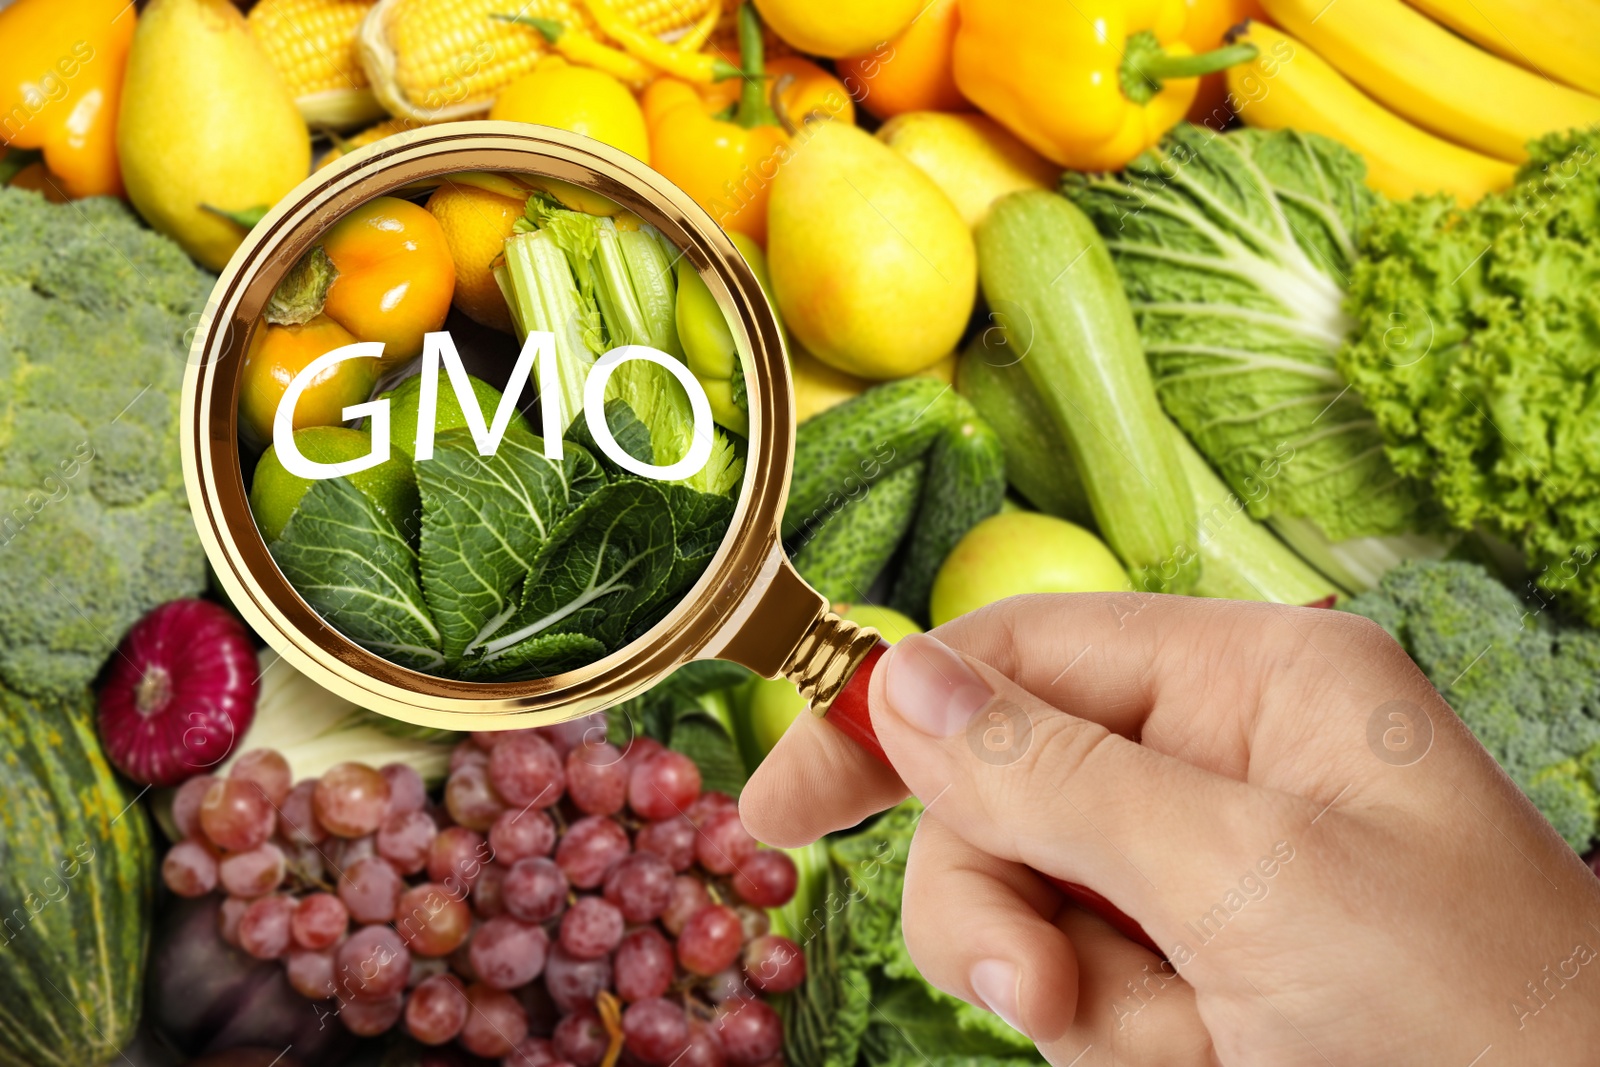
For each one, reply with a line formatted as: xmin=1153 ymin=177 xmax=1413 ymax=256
xmin=3 ymin=0 xmax=1600 ymax=1063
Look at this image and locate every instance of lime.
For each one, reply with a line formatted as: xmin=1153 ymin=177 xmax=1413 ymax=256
xmin=383 ymin=371 xmax=523 ymax=458
xmin=250 ymin=426 xmax=420 ymax=543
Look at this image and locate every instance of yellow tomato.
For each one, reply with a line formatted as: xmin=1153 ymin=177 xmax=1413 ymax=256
xmin=320 ymin=196 xmax=456 ymax=371
xmin=238 ymin=316 xmax=378 ymax=452
xmin=490 ymin=57 xmax=650 ymax=164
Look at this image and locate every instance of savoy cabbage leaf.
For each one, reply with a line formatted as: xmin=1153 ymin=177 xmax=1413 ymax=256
xmin=416 ymin=425 xmax=603 ymax=666
xmin=465 ymin=480 xmax=675 ymax=671
xmin=271 ymin=477 xmax=444 ymax=672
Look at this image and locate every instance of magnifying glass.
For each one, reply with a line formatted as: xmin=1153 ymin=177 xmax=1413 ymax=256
xmin=181 ymin=122 xmax=1156 ymax=955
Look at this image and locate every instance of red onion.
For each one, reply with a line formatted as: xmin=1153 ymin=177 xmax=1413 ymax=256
xmin=98 ymin=599 xmax=259 ymax=787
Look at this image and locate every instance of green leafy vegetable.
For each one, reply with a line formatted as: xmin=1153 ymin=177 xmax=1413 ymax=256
xmin=1339 ymin=129 xmax=1600 ymax=624
xmin=416 ymin=425 xmax=603 ymax=665
xmin=271 ymin=477 xmax=444 ymax=673
xmin=1064 ymin=126 xmax=1435 ymax=543
xmin=778 ymin=801 xmax=1044 ymax=1066
xmin=467 ymin=480 xmax=676 ymax=672
xmin=0 ymin=189 xmax=209 ymax=697
xmin=1345 ymin=560 xmax=1600 ymax=849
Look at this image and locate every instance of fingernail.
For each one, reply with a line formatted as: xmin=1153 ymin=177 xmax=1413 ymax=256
xmin=970 ymin=958 xmax=1027 ymax=1037
xmin=883 ymin=633 xmax=992 ymax=737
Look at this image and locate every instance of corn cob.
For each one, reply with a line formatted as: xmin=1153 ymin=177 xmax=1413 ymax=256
xmin=358 ymin=0 xmax=717 ymax=123
xmin=248 ymin=0 xmax=388 ymax=129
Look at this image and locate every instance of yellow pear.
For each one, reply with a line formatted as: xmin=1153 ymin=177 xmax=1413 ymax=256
xmin=118 ymin=0 xmax=310 ymax=271
xmin=877 ymin=112 xmax=1060 ymax=229
xmin=768 ymin=121 xmax=976 ymax=380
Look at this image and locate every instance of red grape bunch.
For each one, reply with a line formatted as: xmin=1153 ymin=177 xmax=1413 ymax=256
xmin=160 ymin=718 xmax=805 ymax=1066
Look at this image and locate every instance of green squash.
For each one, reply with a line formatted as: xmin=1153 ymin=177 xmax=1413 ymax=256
xmin=0 ymin=684 xmax=154 ymax=1067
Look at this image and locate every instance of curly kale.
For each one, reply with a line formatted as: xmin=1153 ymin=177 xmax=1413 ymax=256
xmin=1345 ymin=560 xmax=1600 ymax=849
xmin=0 ymin=189 xmax=210 ymax=697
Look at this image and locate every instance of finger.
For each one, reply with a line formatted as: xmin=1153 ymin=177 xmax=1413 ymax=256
xmin=1052 ymin=905 xmax=1214 ymax=1067
xmin=902 ymin=817 xmax=1213 ymax=1066
xmin=901 ymin=813 xmax=1080 ymax=1045
xmin=871 ymin=631 xmax=1307 ymax=934
xmin=928 ymin=593 xmax=1412 ymax=746
xmin=739 ymin=703 xmax=907 ymax=847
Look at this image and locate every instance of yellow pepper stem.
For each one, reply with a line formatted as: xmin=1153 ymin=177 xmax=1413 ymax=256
xmin=1120 ymin=31 xmax=1257 ymax=105
xmin=733 ymin=2 xmax=780 ymax=130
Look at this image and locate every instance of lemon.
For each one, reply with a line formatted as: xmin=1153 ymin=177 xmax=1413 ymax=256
xmin=382 ymin=372 xmax=523 ymax=458
xmin=250 ymin=427 xmax=419 ymax=543
xmin=426 ymin=182 xmax=525 ymax=333
xmin=489 ymin=57 xmax=650 ymax=164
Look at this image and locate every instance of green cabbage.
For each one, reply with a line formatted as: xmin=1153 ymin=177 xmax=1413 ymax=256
xmin=1339 ymin=130 xmax=1600 ymax=624
xmin=1064 ymin=126 xmax=1436 ymax=543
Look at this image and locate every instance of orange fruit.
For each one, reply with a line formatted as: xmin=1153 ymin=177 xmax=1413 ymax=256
xmin=237 ymin=316 xmax=378 ymax=452
xmin=425 ymin=182 xmax=525 ymax=334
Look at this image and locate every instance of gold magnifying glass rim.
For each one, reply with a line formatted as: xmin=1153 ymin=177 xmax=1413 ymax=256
xmin=181 ymin=122 xmax=792 ymax=731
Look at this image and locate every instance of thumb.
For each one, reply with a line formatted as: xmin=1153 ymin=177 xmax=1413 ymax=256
xmin=870 ymin=632 xmax=1296 ymax=945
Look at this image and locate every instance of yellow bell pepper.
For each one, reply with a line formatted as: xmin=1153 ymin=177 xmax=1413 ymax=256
xmin=951 ymin=0 xmax=1257 ymax=171
xmin=0 ymin=0 xmax=134 ymax=199
xmin=643 ymin=5 xmax=789 ymax=245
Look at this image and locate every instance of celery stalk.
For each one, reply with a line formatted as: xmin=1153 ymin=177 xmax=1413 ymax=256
xmin=501 ymin=229 xmax=597 ymax=433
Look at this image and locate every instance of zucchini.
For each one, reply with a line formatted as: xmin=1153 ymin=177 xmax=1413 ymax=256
xmin=956 ymin=336 xmax=1091 ymax=524
xmin=976 ymin=191 xmax=1197 ymax=593
xmin=792 ymin=462 xmax=925 ymax=603
xmin=0 ymin=685 xmax=155 ymax=1067
xmin=782 ymin=378 xmax=954 ymax=544
xmin=889 ymin=396 xmax=1006 ymax=623
xmin=1172 ymin=427 xmax=1344 ymax=605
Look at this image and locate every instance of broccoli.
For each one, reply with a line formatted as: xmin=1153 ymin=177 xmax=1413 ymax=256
xmin=0 ymin=189 xmax=210 ymax=697
xmin=1345 ymin=560 xmax=1600 ymax=850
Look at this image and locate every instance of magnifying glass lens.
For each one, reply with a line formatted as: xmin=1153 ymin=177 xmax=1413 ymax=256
xmin=238 ymin=169 xmax=754 ymax=688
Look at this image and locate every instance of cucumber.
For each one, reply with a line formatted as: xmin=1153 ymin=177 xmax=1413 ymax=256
xmin=791 ymin=461 xmax=925 ymax=603
xmin=889 ymin=396 xmax=1006 ymax=623
xmin=957 ymin=335 xmax=1091 ymax=524
xmin=782 ymin=378 xmax=954 ymax=544
xmin=976 ymin=191 xmax=1197 ymax=593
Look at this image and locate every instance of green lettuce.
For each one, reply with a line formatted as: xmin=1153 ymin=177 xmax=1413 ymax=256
xmin=776 ymin=802 xmax=1044 ymax=1067
xmin=1064 ymin=126 xmax=1435 ymax=543
xmin=1339 ymin=130 xmax=1600 ymax=624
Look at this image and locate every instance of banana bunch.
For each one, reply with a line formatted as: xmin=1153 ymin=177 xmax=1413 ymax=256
xmin=1226 ymin=0 xmax=1600 ymax=204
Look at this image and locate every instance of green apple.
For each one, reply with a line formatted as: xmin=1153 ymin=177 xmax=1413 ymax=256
xmin=744 ymin=602 xmax=923 ymax=758
xmin=930 ymin=512 xmax=1129 ymax=626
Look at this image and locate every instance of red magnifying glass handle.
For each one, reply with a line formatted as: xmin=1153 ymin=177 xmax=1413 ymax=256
xmin=823 ymin=640 xmax=1162 ymax=957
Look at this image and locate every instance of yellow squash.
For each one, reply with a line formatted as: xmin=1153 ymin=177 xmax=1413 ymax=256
xmin=1228 ymin=21 xmax=1514 ymax=204
xmin=1263 ymin=0 xmax=1600 ymax=163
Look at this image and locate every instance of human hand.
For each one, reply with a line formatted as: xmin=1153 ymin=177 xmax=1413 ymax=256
xmin=739 ymin=594 xmax=1600 ymax=1066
